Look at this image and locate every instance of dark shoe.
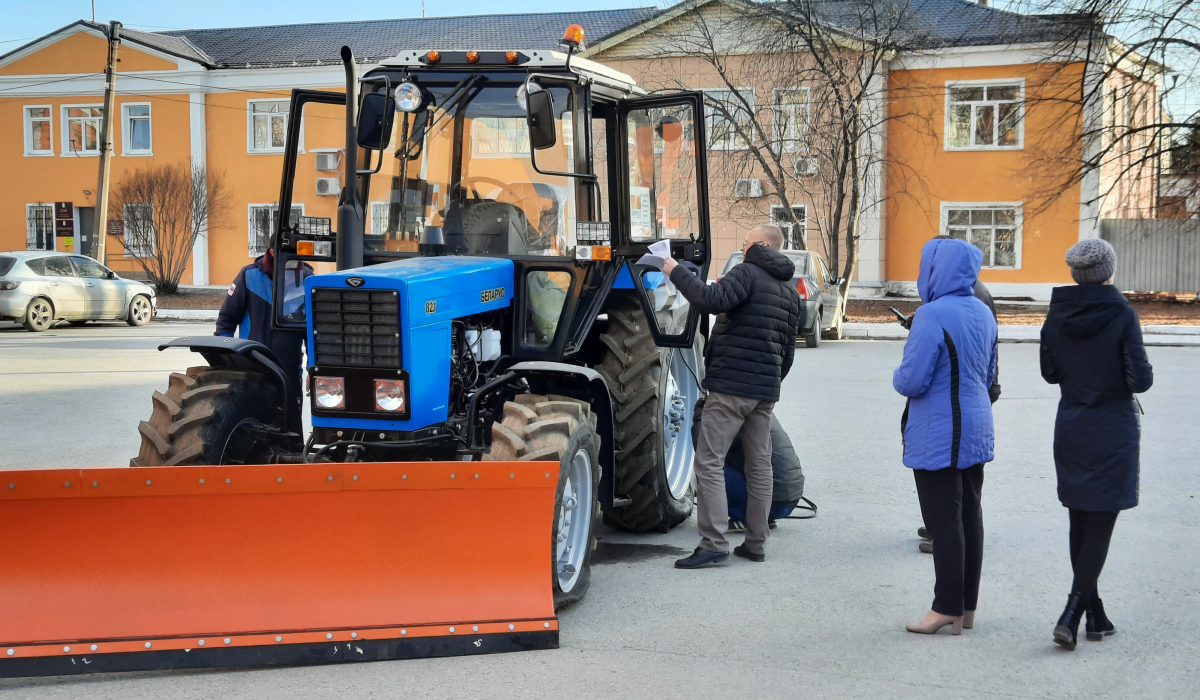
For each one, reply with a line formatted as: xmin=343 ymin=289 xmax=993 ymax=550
xmin=728 ymin=519 xmax=747 ymax=533
xmin=1053 ymin=592 xmax=1086 ymax=650
xmin=733 ymin=544 xmax=765 ymax=562
xmin=918 ymin=526 xmax=930 ymax=540
xmin=1086 ymin=597 xmax=1116 ymax=641
xmin=919 ymin=540 xmax=934 ymax=554
xmin=768 ymin=519 xmax=778 ymax=530
xmin=675 ymin=547 xmax=729 ymax=569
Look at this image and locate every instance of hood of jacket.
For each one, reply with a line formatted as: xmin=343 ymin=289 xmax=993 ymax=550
xmin=1048 ymin=284 xmax=1128 ymax=338
xmin=918 ymin=238 xmax=981 ymax=303
xmin=745 ymin=243 xmax=795 ymax=281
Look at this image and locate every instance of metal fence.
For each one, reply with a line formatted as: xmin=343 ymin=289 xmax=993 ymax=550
xmin=1100 ymin=219 xmax=1200 ymax=293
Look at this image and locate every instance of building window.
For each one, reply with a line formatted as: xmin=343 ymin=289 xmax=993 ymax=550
xmin=26 ymin=204 xmax=54 ymax=251
xmin=946 ymin=82 xmax=1022 ymax=150
xmin=704 ymin=89 xmax=754 ymax=151
xmin=248 ymin=100 xmax=292 ymax=153
xmin=122 ymin=103 xmax=152 ymax=155
xmin=249 ymin=204 xmax=303 ymax=257
xmin=943 ymin=203 xmax=1021 ymax=269
xmin=123 ymin=203 xmax=155 ymax=257
xmin=64 ymin=106 xmax=104 ymax=155
xmin=770 ymin=204 xmax=807 ymax=250
xmin=773 ymin=88 xmax=810 ymax=153
xmin=24 ymin=106 xmax=53 ymax=155
xmin=472 ymin=118 xmax=530 ymax=156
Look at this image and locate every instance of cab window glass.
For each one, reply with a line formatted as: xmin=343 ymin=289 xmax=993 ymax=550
xmin=638 ymin=268 xmax=691 ymax=336
xmin=524 ymin=270 xmax=570 ymax=347
xmin=626 ymin=104 xmax=700 ymax=242
xmin=71 ymin=256 xmax=109 ymax=278
xmin=42 ymin=257 xmax=76 ymax=277
xmin=279 ymin=258 xmax=312 ymax=324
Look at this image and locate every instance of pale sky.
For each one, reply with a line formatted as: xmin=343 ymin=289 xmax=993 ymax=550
xmin=0 ymin=0 xmax=660 ymax=46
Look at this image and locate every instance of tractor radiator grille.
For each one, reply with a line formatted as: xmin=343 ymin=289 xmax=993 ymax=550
xmin=311 ymin=288 xmax=401 ymax=368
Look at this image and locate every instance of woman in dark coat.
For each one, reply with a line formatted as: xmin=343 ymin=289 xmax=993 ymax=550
xmin=1040 ymin=238 xmax=1153 ymax=650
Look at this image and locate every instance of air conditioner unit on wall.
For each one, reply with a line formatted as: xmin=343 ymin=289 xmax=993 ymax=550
xmin=794 ymin=157 xmax=819 ymax=177
xmin=315 ymin=152 xmax=341 ymax=172
xmin=734 ymin=178 xmax=763 ymax=198
xmin=316 ymin=177 xmax=341 ymax=196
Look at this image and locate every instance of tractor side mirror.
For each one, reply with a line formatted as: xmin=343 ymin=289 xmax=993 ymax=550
xmin=357 ymin=91 xmax=396 ymax=151
xmin=526 ymin=89 xmax=557 ymax=150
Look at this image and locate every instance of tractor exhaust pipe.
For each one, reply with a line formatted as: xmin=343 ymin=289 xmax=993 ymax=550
xmin=338 ymin=46 xmax=364 ymax=271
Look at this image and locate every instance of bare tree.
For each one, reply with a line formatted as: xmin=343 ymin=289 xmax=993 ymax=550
xmin=632 ymin=0 xmax=934 ymax=304
xmin=1014 ymin=0 xmax=1183 ymax=219
xmin=108 ymin=163 xmax=231 ymax=294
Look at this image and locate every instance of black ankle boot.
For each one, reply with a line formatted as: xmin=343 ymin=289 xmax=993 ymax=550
xmin=1086 ymin=597 xmax=1116 ymax=641
xmin=1054 ymin=592 xmax=1086 ymax=650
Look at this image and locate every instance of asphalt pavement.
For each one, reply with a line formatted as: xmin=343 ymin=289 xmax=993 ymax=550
xmin=0 ymin=320 xmax=1197 ymax=699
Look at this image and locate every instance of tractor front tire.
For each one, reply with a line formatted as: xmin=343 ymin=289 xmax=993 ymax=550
xmin=484 ymin=394 xmax=601 ymax=611
xmin=131 ymin=367 xmax=278 ymax=466
xmin=596 ymin=297 xmax=698 ymax=533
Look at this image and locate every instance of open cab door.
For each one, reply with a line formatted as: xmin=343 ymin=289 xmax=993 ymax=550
xmin=616 ymin=93 xmax=711 ymax=348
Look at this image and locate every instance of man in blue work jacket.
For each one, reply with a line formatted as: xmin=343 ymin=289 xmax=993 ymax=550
xmin=215 ymin=249 xmax=309 ymax=431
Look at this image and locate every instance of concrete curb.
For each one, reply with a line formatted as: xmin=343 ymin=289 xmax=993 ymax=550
xmin=155 ymin=309 xmax=219 ymax=321
xmin=842 ymin=322 xmax=1200 ymax=346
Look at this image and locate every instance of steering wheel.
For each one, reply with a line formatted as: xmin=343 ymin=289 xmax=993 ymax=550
xmin=456 ymin=175 xmax=525 ymax=203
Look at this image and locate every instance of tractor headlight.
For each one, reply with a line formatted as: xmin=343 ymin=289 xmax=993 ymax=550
xmin=394 ymin=82 xmax=424 ymax=112
xmin=516 ymin=81 xmax=543 ymax=110
xmin=374 ymin=379 xmax=406 ymax=412
xmin=314 ymin=377 xmax=345 ymax=409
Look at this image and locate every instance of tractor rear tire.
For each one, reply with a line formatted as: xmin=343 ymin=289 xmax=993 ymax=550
xmin=596 ymin=297 xmax=699 ymax=533
xmin=483 ymin=394 xmax=601 ymax=611
xmin=131 ymin=367 xmax=278 ymax=466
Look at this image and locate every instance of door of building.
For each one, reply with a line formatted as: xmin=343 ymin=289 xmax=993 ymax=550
xmin=77 ymin=207 xmax=96 ymax=258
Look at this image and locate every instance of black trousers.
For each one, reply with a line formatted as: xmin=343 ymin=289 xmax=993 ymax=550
xmin=913 ymin=465 xmax=985 ymax=616
xmin=1069 ymin=509 xmax=1118 ymax=599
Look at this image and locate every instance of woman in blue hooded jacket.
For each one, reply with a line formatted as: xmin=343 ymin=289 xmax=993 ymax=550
xmin=893 ymin=238 xmax=998 ymax=635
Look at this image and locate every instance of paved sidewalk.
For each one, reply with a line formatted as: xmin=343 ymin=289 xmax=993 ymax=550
xmin=844 ymin=322 xmax=1200 ymax=346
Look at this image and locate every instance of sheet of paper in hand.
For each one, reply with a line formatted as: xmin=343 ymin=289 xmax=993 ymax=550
xmin=635 ymin=239 xmax=673 ymax=270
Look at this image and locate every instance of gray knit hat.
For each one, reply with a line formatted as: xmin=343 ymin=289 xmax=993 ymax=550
xmin=1065 ymin=238 xmax=1116 ymax=285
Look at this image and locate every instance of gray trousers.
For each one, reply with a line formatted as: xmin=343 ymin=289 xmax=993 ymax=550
xmin=694 ymin=392 xmax=775 ymax=555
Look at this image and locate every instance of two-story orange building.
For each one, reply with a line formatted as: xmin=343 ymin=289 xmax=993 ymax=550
xmin=1 ymin=2 xmax=1159 ymax=300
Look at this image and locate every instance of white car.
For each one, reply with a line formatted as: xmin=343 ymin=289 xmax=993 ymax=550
xmin=0 ymin=251 xmax=156 ymax=332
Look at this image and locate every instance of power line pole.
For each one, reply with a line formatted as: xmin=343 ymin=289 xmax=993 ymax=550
xmin=92 ymin=20 xmax=121 ymax=265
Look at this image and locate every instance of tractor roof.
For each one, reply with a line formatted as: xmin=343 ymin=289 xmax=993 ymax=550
xmin=377 ymin=50 xmax=643 ymax=97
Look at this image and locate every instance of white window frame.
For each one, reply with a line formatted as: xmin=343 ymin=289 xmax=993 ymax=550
xmin=770 ymin=204 xmax=808 ymax=250
xmin=62 ymin=103 xmax=104 ymax=157
xmin=772 ymin=87 xmax=810 ymax=153
xmin=471 ymin=117 xmax=531 ymax=157
xmin=23 ymin=105 xmax=54 ymax=156
xmin=939 ymin=201 xmax=1023 ymax=270
xmin=123 ymin=203 xmax=156 ymax=257
xmin=703 ymin=88 xmax=755 ymax=151
xmin=121 ymin=102 xmax=153 ymax=156
xmin=26 ymin=204 xmax=55 ymax=251
xmin=248 ymin=203 xmax=304 ymax=257
xmin=247 ymin=99 xmax=300 ymax=154
xmin=944 ymin=79 xmax=1025 ymax=151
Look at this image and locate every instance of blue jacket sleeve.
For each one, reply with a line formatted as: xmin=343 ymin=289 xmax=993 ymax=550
xmin=215 ymin=268 xmax=248 ymax=337
xmin=1120 ymin=309 xmax=1153 ymax=394
xmin=668 ymin=263 xmax=752 ymax=315
xmin=1039 ymin=322 xmax=1058 ymax=384
xmin=893 ymin=306 xmax=942 ymax=398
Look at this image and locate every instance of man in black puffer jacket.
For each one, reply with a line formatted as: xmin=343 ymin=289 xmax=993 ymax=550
xmin=663 ymin=224 xmax=803 ymax=568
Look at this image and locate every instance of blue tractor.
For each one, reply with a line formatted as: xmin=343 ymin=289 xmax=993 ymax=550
xmin=134 ymin=28 xmax=713 ymax=611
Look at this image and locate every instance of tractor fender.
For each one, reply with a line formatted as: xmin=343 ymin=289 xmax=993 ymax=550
xmin=474 ymin=361 xmax=617 ymax=510
xmin=158 ymin=336 xmax=292 ymax=432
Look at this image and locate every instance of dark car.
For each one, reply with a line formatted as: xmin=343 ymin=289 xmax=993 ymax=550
xmin=718 ymin=249 xmax=843 ymax=347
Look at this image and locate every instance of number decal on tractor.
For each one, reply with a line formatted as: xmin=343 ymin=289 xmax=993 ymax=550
xmin=425 ymin=300 xmax=437 ymax=314
xmin=480 ymin=287 xmax=506 ymax=303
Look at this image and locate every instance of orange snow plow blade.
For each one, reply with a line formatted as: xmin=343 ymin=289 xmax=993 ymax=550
xmin=0 ymin=460 xmax=559 ymax=678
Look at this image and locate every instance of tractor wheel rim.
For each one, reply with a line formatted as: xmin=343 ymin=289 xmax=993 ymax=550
xmin=662 ymin=348 xmax=699 ymax=500
xmin=556 ymin=449 xmax=592 ymax=593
